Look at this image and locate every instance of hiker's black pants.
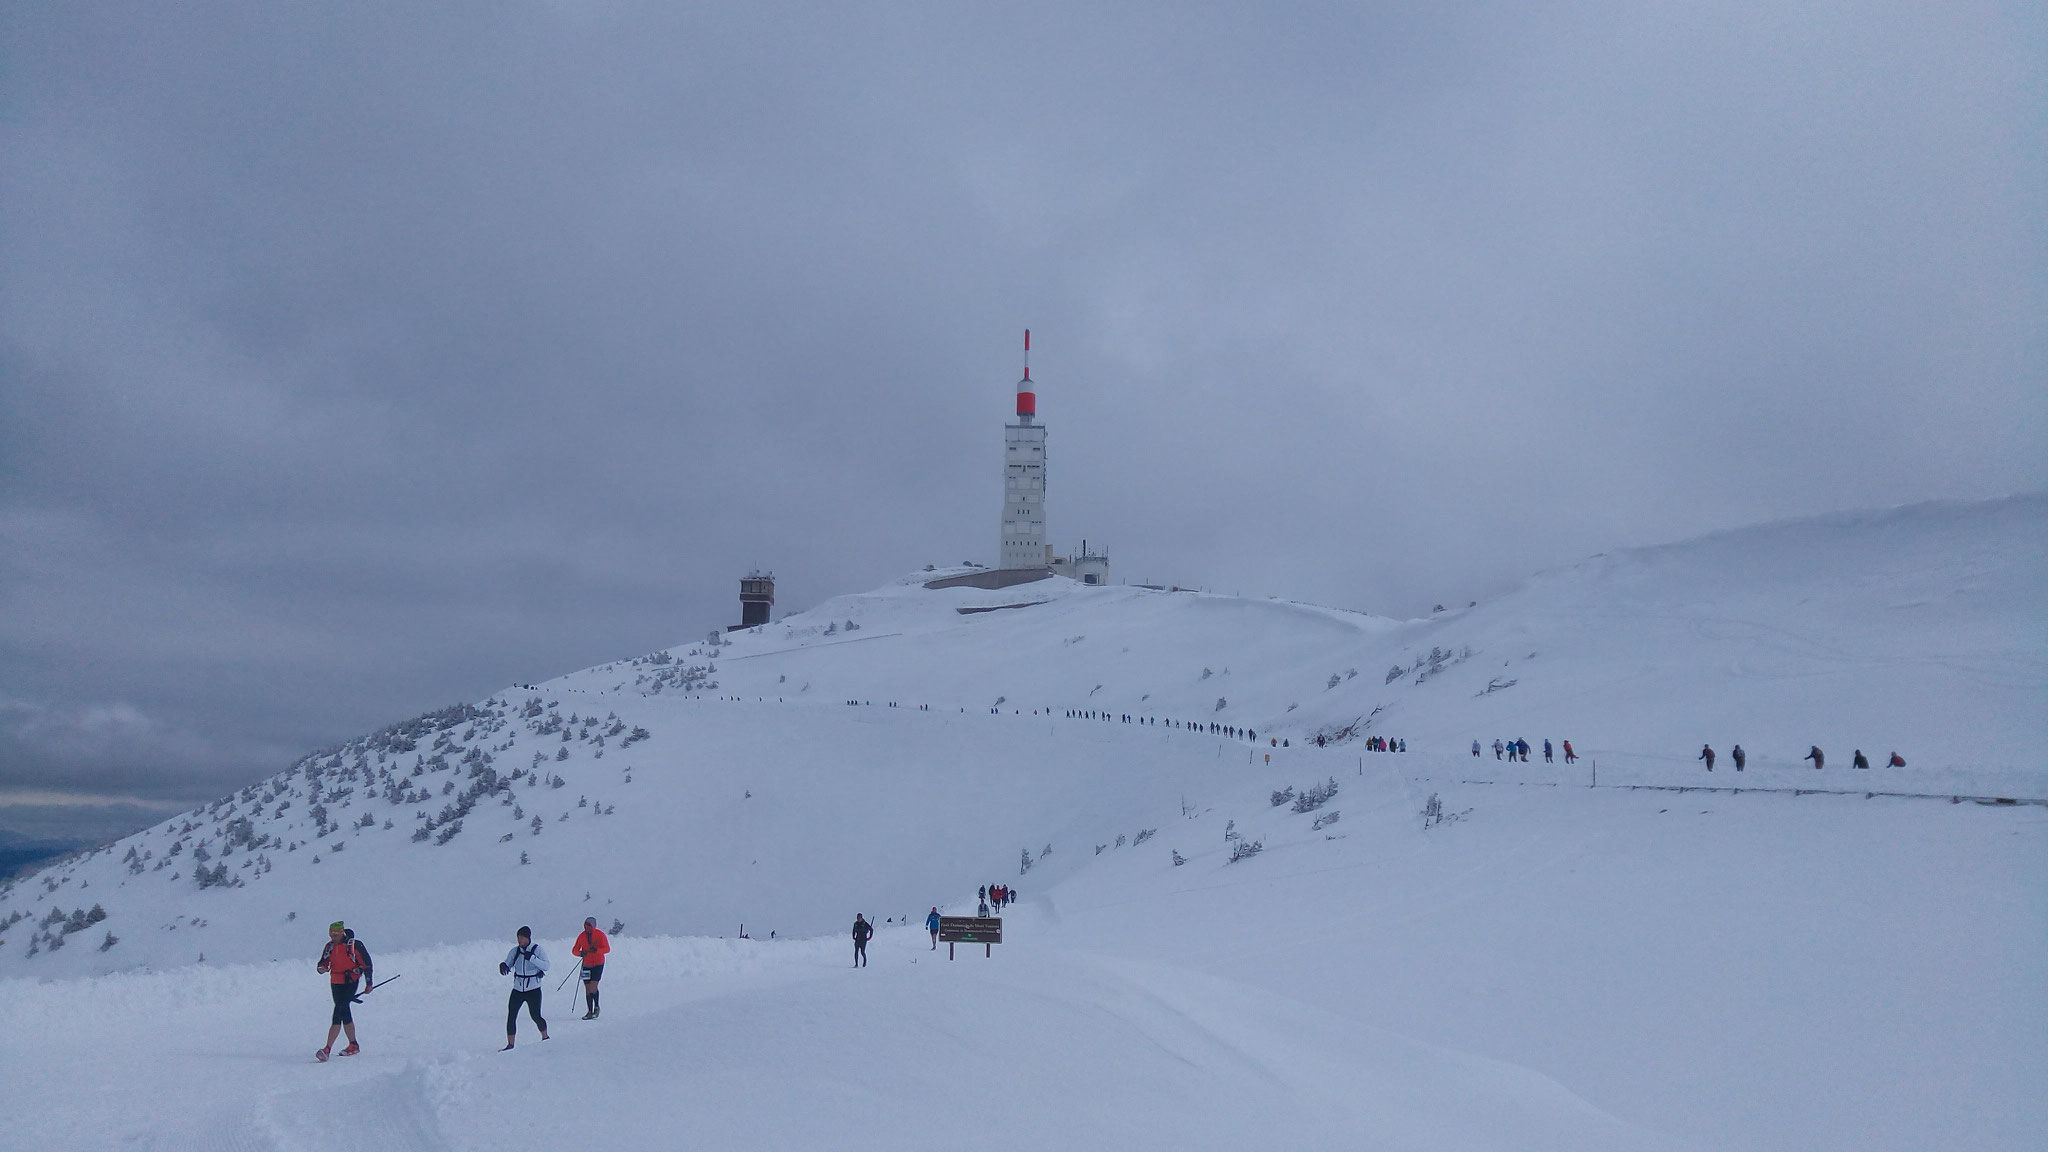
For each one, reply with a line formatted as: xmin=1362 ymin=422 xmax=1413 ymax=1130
xmin=330 ymin=979 xmax=357 ymax=1026
xmin=507 ymin=988 xmax=546 ymax=1035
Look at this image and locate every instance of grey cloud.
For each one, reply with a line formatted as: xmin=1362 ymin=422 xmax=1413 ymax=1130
xmin=1 ymin=2 xmax=2041 ymax=810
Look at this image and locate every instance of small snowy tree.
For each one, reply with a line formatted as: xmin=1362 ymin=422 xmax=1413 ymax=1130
xmin=1018 ymin=848 xmax=1034 ymax=875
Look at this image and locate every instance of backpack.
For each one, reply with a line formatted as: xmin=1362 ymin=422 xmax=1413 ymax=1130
xmin=326 ymin=937 xmax=371 ymax=979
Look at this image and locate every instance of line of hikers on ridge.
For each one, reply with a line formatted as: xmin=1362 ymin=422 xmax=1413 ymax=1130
xmin=1478 ymin=737 xmax=1575 ymax=763
xmin=1066 ymin=710 xmax=1261 ymax=742
xmin=1469 ymin=737 xmax=1908 ymax=773
xmin=1697 ymin=745 xmax=1904 ymax=772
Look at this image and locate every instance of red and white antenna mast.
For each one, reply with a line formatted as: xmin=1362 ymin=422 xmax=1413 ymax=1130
xmin=1016 ymin=329 xmax=1036 ymax=422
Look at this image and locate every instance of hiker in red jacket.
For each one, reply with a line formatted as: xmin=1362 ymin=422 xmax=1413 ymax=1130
xmin=315 ymin=921 xmax=373 ymax=1061
xmin=572 ymin=916 xmax=611 ymax=1020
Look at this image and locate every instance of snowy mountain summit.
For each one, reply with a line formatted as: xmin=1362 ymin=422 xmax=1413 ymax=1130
xmin=3 ymin=495 xmax=2043 ymax=1152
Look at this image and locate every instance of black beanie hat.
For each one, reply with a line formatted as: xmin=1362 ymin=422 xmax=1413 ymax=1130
xmin=517 ymin=925 xmax=531 ymax=938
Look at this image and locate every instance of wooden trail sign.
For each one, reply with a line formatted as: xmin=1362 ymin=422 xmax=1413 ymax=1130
xmin=938 ymin=916 xmax=1002 ymax=959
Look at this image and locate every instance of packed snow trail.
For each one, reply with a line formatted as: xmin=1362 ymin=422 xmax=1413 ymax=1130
xmin=0 ymin=926 xmax=1674 ymax=1152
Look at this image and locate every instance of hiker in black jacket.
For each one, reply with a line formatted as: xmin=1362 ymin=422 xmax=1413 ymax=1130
xmin=852 ymin=914 xmax=873 ymax=967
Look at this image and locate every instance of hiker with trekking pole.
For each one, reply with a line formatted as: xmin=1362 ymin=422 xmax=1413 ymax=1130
xmin=314 ymin=922 xmax=376 ymax=1062
xmin=571 ymin=916 xmax=610 ymax=1019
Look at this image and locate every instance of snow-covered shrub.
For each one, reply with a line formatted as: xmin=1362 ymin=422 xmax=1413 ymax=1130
xmin=1171 ymin=850 xmax=1186 ymax=866
xmin=1291 ymin=777 xmax=1339 ymax=813
xmin=98 ymin=931 xmax=118 ymax=952
xmin=1227 ymin=839 xmax=1263 ymax=863
xmin=1214 ymin=697 xmax=1227 ymax=711
xmin=1132 ymin=828 xmax=1155 ymax=846
xmin=1420 ymin=794 xmax=1470 ymax=829
xmin=433 ymin=820 xmax=463 ymax=845
xmin=1018 ymin=848 xmax=1033 ymax=875
xmin=1312 ymin=810 xmax=1341 ymax=831
xmin=1270 ymin=787 xmax=1295 ymax=807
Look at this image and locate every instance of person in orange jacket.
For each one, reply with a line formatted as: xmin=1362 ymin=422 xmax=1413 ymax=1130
xmin=572 ymin=916 xmax=610 ymax=1020
xmin=315 ymin=921 xmax=373 ymax=1061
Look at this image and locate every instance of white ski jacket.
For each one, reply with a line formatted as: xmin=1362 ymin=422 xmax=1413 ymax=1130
xmin=503 ymin=944 xmax=548 ymax=992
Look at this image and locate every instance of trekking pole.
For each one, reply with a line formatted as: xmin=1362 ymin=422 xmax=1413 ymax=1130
xmin=557 ymin=965 xmax=577 ymax=992
xmin=352 ymin=974 xmax=401 ymax=1003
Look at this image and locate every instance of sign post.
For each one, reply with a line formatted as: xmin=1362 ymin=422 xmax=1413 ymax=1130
xmin=937 ymin=916 xmax=1002 ymax=959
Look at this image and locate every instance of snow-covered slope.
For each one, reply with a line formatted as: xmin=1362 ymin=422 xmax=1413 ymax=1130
xmin=1 ymin=495 xmax=2041 ymax=1151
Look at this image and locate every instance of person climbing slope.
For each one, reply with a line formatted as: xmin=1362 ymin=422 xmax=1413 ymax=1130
xmin=1699 ymin=744 xmax=1716 ymax=771
xmin=500 ymin=926 xmax=549 ymax=1050
xmin=852 ymin=913 xmax=873 ymax=967
xmin=571 ymin=916 xmax=610 ymax=1020
xmin=314 ymin=921 xmax=373 ymax=1062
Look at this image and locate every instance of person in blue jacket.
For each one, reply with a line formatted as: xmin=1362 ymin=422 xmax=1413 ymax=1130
xmin=925 ymin=907 xmax=941 ymax=950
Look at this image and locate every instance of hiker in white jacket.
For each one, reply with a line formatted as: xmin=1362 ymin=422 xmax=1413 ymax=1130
xmin=499 ymin=926 xmax=550 ymax=1050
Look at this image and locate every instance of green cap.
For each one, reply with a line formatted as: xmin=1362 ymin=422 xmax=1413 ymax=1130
xmin=329 ymin=921 xmax=345 ymax=932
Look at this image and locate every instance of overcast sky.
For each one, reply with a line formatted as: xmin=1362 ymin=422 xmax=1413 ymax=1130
xmin=2 ymin=2 xmax=2042 ymax=832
